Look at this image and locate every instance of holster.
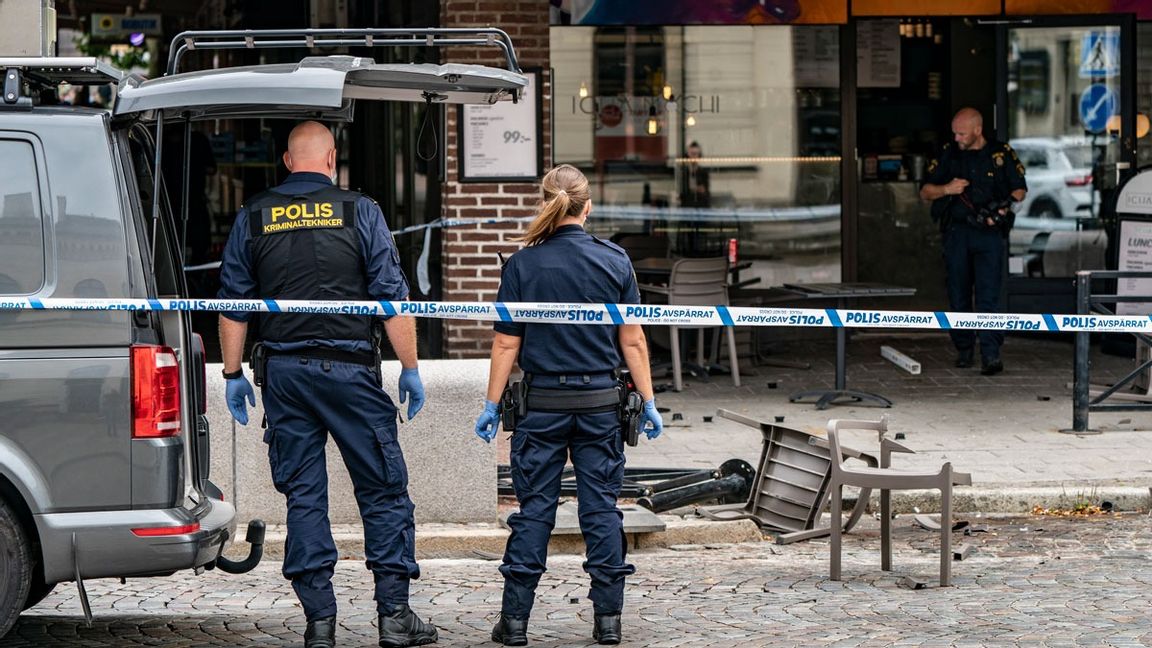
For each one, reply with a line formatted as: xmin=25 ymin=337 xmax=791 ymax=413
xmin=501 ymin=380 xmax=527 ymax=431
xmin=370 ymin=320 xmax=384 ymax=388
xmin=249 ymin=342 xmax=268 ymax=388
xmin=616 ymin=369 xmax=644 ymax=447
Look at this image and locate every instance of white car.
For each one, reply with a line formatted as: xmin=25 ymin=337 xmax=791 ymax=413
xmin=1009 ymin=137 xmax=1099 ymax=221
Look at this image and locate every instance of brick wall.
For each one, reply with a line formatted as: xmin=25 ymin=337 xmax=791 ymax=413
xmin=440 ymin=0 xmax=551 ymax=357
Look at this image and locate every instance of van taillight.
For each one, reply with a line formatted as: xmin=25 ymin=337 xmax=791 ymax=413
xmin=132 ymin=345 xmax=181 ymax=438
xmin=1066 ymin=174 xmax=1092 ymax=187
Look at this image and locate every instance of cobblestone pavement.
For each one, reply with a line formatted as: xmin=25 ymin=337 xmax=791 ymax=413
xmin=5 ymin=513 xmax=1152 ymax=647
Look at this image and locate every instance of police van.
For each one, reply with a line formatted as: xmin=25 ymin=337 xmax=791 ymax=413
xmin=0 ymin=28 xmax=525 ymax=637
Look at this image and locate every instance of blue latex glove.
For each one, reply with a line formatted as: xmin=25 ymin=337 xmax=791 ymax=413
xmin=398 ymin=368 xmax=425 ymax=421
xmin=475 ymin=400 xmax=500 ymax=443
xmin=640 ymin=399 xmax=663 ymax=440
xmin=226 ymin=375 xmax=255 ymax=426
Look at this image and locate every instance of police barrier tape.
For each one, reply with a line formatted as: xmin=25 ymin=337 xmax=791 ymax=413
xmin=2 ymin=298 xmax=1151 ymax=333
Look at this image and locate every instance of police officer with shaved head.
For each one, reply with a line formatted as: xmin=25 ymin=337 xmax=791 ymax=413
xmin=218 ymin=121 xmax=437 ymax=648
xmin=921 ymin=107 xmax=1027 ymax=375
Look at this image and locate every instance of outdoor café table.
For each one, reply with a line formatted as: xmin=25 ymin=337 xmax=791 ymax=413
xmin=774 ymin=283 xmax=916 ymax=410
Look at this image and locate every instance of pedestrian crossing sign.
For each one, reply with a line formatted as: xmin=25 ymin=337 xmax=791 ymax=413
xmin=1080 ymin=31 xmax=1120 ymax=79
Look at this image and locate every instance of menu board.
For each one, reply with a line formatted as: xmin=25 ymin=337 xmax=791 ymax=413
xmin=794 ymin=26 xmax=840 ymax=88
xmin=1117 ymin=218 xmax=1152 ymax=316
xmin=458 ymin=69 xmax=542 ymax=182
xmin=857 ymin=20 xmax=901 ymax=88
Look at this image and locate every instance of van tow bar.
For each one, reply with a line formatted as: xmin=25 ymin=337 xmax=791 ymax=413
xmin=214 ymin=519 xmax=266 ymax=574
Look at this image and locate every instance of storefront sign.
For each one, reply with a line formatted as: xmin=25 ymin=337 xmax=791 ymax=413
xmin=458 ymin=69 xmax=542 ymax=183
xmin=91 ymin=13 xmax=162 ymax=38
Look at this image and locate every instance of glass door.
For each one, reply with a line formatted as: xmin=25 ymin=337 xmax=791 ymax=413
xmin=997 ymin=16 xmax=1136 ymax=295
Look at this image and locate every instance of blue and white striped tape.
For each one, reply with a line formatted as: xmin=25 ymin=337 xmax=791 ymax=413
xmin=1 ymin=298 xmax=1148 ymax=333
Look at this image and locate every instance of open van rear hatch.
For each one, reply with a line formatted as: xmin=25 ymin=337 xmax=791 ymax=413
xmin=113 ymin=28 xmax=528 ymax=121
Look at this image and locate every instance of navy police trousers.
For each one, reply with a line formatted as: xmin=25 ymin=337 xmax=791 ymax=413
xmin=500 ymin=375 xmax=636 ymax=619
xmin=261 ymin=355 xmax=419 ymax=621
xmin=943 ymin=223 xmax=1006 ymax=362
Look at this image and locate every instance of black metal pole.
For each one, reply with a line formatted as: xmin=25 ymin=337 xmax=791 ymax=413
xmin=637 ymin=474 xmax=747 ymax=513
xmin=646 ymin=469 xmax=719 ymax=495
xmin=1071 ymin=270 xmax=1091 ymax=433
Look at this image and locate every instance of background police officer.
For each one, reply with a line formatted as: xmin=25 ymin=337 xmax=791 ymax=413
xmin=474 ymin=164 xmax=663 ymax=646
xmin=920 ymin=107 xmax=1027 ymax=375
xmin=218 ymin=121 xmax=437 ymax=648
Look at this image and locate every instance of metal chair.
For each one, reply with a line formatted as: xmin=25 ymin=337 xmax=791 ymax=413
xmin=700 ymin=409 xmax=878 ymax=545
xmin=826 ymin=416 xmax=972 ymax=587
xmin=638 ymin=257 xmax=740 ymax=392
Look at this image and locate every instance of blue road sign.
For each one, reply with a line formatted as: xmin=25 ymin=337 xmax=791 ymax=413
xmin=1079 ymin=84 xmax=1117 ymax=133
xmin=1080 ymin=31 xmax=1120 ymax=79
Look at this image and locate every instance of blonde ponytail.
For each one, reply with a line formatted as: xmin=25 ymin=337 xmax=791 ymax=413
xmin=519 ymin=164 xmax=591 ymax=246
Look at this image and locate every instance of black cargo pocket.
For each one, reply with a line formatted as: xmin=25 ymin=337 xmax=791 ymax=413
xmin=263 ymin=427 xmax=288 ymax=494
xmin=373 ymin=425 xmax=409 ymax=496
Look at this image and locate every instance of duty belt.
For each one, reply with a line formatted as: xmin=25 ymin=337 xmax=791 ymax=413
xmin=526 ymin=387 xmax=620 ymax=413
xmin=264 ymin=347 xmax=376 ymax=367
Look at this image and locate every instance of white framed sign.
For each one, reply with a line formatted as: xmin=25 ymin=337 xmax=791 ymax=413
xmin=458 ymin=68 xmax=543 ymax=182
xmin=1117 ymin=217 xmax=1152 ymax=315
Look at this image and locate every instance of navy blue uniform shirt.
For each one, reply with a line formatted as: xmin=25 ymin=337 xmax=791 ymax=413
xmin=494 ymin=224 xmax=640 ymax=375
xmin=217 ymin=172 xmax=409 ymax=352
xmin=925 ymin=140 xmax=1027 ymax=225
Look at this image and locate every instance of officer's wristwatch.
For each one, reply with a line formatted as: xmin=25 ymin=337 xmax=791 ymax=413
xmin=222 ymin=368 xmax=244 ymax=380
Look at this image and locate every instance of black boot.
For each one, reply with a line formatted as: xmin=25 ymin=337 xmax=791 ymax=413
xmin=592 ymin=614 xmax=621 ymax=645
xmin=378 ymin=604 xmax=438 ymax=647
xmin=304 ymin=616 xmax=336 ymax=648
xmin=490 ymin=614 xmax=528 ymax=646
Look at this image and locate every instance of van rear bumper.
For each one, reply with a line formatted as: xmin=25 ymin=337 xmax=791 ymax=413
xmin=35 ymin=497 xmax=237 ymax=584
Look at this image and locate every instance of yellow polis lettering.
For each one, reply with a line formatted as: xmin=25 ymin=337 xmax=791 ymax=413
xmin=285 ymin=204 xmax=302 ymax=219
xmin=270 ymin=206 xmax=286 ymax=222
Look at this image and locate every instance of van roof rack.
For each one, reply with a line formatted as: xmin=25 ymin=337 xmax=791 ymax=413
xmin=0 ymin=57 xmax=125 ymax=111
xmin=0 ymin=57 xmax=125 ymax=86
xmin=167 ymin=27 xmax=521 ymax=76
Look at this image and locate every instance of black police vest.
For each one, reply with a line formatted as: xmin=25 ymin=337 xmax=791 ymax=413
xmin=948 ymin=142 xmax=1013 ymax=216
xmin=245 ymin=186 xmax=371 ymax=343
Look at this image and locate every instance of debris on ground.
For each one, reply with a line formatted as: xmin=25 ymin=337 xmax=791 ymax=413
xmin=952 ymin=544 xmax=973 ymax=561
xmin=898 ymin=576 xmax=928 ymax=590
xmin=1032 ymin=503 xmax=1114 ymax=516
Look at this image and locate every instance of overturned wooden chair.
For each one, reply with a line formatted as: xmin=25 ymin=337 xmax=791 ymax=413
xmin=826 ymin=416 xmax=972 ymax=587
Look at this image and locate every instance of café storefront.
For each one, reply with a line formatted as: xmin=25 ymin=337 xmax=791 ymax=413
xmin=548 ymin=0 xmax=1152 ymax=318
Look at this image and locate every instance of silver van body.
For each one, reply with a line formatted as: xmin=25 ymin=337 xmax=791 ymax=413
xmin=0 ymin=29 xmax=525 ymax=637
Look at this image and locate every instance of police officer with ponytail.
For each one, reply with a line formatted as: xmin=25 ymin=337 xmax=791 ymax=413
xmin=475 ymin=164 xmax=663 ymax=646
xmin=218 ymin=121 xmax=438 ymax=648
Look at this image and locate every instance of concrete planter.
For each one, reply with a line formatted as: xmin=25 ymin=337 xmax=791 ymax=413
xmin=205 ymin=359 xmax=494 ymax=525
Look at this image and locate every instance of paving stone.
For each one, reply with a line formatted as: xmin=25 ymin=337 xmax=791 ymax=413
xmin=5 ymin=513 xmax=1152 ymax=647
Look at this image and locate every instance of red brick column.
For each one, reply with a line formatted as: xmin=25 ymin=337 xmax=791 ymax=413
xmin=440 ymin=0 xmax=551 ymax=358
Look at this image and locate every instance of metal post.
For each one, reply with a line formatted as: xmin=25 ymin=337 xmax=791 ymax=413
xmin=1069 ymin=271 xmax=1092 ymax=433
